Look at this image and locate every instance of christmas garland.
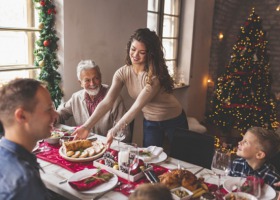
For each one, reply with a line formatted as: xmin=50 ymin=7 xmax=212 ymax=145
xmin=33 ymin=0 xmax=63 ymax=108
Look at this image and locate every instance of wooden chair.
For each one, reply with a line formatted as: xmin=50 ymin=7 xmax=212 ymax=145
xmin=170 ymin=127 xmax=215 ymax=169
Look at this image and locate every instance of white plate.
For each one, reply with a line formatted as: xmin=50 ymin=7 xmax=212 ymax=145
xmin=224 ymin=192 xmax=257 ymax=200
xmin=223 ymin=177 xmax=276 ymax=200
xmin=59 ymin=144 xmax=106 ymax=162
xmin=68 ymin=168 xmax=118 ymax=194
xmin=144 ymin=152 xmax=168 ymax=164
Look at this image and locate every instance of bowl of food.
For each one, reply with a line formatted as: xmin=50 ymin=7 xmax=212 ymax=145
xmin=45 ymin=131 xmax=64 ymax=144
xmin=171 ymin=186 xmax=193 ymax=200
xmin=224 ymin=192 xmax=257 ymax=200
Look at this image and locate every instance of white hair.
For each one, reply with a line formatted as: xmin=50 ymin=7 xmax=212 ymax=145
xmin=76 ymin=60 xmax=101 ymax=80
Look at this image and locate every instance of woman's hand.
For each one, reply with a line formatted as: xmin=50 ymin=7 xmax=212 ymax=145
xmin=106 ymin=129 xmax=114 ymax=149
xmin=71 ymin=126 xmax=90 ymax=140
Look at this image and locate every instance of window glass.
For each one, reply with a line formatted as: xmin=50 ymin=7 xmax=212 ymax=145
xmin=147 ymin=0 xmax=159 ymax=12
xmin=162 ymin=15 xmax=179 ymax=37
xmin=0 ymin=0 xmax=28 ymax=27
xmin=0 ymin=31 xmax=29 ymax=65
xmin=0 ymin=69 xmax=39 ymax=87
xmin=147 ymin=13 xmax=159 ymax=32
xmin=0 ymin=0 xmax=38 ymax=86
xmin=162 ymin=38 xmax=177 ymax=59
xmin=166 ymin=60 xmax=175 ymax=75
xmin=164 ymin=0 xmax=180 ymax=15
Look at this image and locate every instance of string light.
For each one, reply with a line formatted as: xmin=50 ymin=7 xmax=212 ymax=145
xmin=218 ymin=32 xmax=224 ymax=40
xmin=276 ymin=4 xmax=280 ymax=11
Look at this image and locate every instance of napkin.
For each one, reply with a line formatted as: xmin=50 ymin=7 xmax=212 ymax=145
xmin=139 ymin=146 xmax=163 ymax=162
xmin=69 ymin=170 xmax=114 ymax=191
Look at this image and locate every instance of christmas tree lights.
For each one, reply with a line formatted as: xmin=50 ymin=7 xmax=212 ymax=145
xmin=208 ymin=8 xmax=278 ymax=135
xmin=33 ymin=0 xmax=63 ymax=108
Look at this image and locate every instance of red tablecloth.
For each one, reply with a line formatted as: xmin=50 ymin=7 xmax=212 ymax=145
xmin=37 ymin=142 xmax=227 ymax=198
xmin=36 ymin=142 xmax=168 ymax=196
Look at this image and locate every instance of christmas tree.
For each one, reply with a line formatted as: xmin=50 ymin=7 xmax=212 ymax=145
xmin=33 ymin=0 xmax=63 ymax=108
xmin=208 ymin=8 xmax=278 ymax=135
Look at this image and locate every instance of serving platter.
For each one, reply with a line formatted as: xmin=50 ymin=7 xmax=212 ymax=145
xmin=59 ymin=145 xmax=106 ymax=162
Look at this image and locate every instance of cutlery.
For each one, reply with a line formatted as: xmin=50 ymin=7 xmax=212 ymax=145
xmin=61 ymin=135 xmax=97 ymax=141
xmin=59 ymin=179 xmax=68 ymax=184
xmin=59 ymin=171 xmax=92 ymax=185
xmin=93 ymin=181 xmax=122 ymax=200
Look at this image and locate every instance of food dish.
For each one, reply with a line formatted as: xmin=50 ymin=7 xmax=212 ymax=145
xmin=59 ymin=145 xmax=106 ymax=162
xmin=171 ymin=186 xmax=193 ymax=200
xmin=68 ymin=168 xmax=118 ymax=194
xmin=93 ymin=158 xmax=152 ymax=182
xmin=224 ymin=192 xmax=257 ymax=200
xmin=223 ymin=177 xmax=276 ymax=200
xmin=143 ymin=152 xmax=167 ymax=164
xmin=45 ymin=132 xmax=64 ymax=144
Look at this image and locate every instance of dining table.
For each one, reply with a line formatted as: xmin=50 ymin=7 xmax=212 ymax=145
xmin=37 ymin=125 xmax=279 ymax=200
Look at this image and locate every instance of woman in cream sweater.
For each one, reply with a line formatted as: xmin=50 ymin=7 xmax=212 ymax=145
xmin=73 ymin=28 xmax=188 ymax=148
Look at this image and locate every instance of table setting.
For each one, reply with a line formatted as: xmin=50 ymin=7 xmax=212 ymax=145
xmin=36 ymin=125 xmax=279 ymax=200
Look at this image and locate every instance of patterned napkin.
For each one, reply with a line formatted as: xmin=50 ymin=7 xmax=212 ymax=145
xmin=68 ymin=169 xmax=114 ymax=191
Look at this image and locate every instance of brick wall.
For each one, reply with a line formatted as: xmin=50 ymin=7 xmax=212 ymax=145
xmin=206 ymin=0 xmax=280 ymax=119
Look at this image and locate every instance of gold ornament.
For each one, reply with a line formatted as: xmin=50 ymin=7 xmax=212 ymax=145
xmin=39 ymin=60 xmax=45 ymax=67
xmin=38 ymin=22 xmax=44 ymax=29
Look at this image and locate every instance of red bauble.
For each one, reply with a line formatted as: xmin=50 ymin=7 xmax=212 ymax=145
xmin=47 ymin=9 xmax=52 ymax=15
xmin=40 ymin=0 xmax=46 ymax=6
xmin=43 ymin=40 xmax=50 ymax=47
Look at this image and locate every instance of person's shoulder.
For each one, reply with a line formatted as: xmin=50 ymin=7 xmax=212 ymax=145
xmin=233 ymin=157 xmax=246 ymax=163
xmin=70 ymin=89 xmax=85 ymax=98
xmin=116 ymin=65 xmax=131 ymax=74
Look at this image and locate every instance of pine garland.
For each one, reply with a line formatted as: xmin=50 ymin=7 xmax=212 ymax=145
xmin=33 ymin=0 xmax=63 ymax=108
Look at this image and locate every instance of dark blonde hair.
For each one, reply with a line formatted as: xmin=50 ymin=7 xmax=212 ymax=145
xmin=125 ymin=28 xmax=174 ymax=93
xmin=248 ymin=127 xmax=280 ymax=159
xmin=0 ymin=78 xmax=45 ymax=126
xmin=128 ymin=183 xmax=173 ymax=200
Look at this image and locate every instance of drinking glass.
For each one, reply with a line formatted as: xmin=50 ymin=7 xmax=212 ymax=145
xmin=239 ymin=176 xmax=261 ymax=198
xmin=120 ymin=143 xmax=139 ymax=193
xmin=39 ymin=139 xmax=51 ymax=152
xmin=112 ymin=121 xmax=126 ymax=151
xmin=211 ymin=148 xmax=231 ymax=195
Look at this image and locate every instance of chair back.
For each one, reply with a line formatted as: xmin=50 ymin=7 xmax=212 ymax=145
xmin=170 ymin=128 xmax=215 ymax=169
xmin=271 ymin=151 xmax=280 ymax=172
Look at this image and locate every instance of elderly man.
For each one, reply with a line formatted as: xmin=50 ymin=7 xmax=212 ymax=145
xmin=0 ymin=78 xmax=57 ymax=199
xmin=57 ymin=60 xmax=131 ymax=141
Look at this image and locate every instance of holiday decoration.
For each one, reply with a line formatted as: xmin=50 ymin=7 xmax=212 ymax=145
xmin=207 ymin=8 xmax=278 ymax=135
xmin=33 ymin=0 xmax=63 ymax=108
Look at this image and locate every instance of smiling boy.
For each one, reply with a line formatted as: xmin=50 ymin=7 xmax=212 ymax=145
xmin=229 ymin=127 xmax=280 ymax=187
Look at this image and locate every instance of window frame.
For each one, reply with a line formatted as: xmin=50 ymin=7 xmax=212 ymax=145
xmin=0 ymin=0 xmax=39 ymax=73
xmin=147 ymin=0 xmax=182 ymax=83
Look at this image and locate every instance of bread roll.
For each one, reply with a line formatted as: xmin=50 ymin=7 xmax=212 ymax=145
xmin=64 ymin=140 xmax=92 ymax=152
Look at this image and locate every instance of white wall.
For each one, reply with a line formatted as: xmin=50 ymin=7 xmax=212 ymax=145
xmin=55 ymin=0 xmax=214 ymax=145
xmin=176 ymin=0 xmax=214 ymax=122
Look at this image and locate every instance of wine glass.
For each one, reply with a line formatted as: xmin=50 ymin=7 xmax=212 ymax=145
xmin=39 ymin=139 xmax=51 ymax=152
xmin=211 ymin=148 xmax=231 ymax=195
xmin=239 ymin=176 xmax=261 ymax=198
xmin=120 ymin=143 xmax=139 ymax=193
xmin=112 ymin=121 xmax=126 ymax=151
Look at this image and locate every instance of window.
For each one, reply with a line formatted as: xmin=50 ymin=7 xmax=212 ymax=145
xmin=0 ymin=0 xmax=39 ymax=86
xmin=147 ymin=0 xmax=181 ymax=81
